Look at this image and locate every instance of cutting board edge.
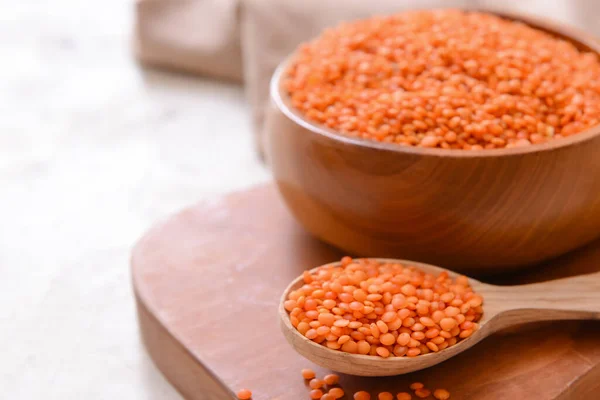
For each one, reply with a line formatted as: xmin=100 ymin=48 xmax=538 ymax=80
xmin=135 ymin=289 xmax=237 ymax=400
xmin=130 ymin=183 xmax=600 ymax=400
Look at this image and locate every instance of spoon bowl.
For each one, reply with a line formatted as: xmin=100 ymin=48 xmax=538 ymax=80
xmin=279 ymin=258 xmax=600 ymax=376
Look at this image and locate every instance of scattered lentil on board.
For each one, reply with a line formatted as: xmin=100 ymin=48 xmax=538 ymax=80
xmin=286 ymin=258 xmax=483 ymax=358
xmin=296 ymin=370 xmax=450 ymax=400
xmin=310 ymin=378 xmax=325 ymax=389
xmin=236 ymin=389 xmax=252 ymax=400
xmin=323 ymin=374 xmax=340 ymax=386
xmin=302 ymin=368 xmax=316 ymax=380
xmin=284 ymin=10 xmax=600 ymax=150
xmin=355 ymin=391 xmax=372 ymax=400
xmin=328 ymin=387 xmax=345 ymax=398
xmin=415 ymin=388 xmax=432 ymax=398
xmin=434 ymin=388 xmax=451 ymax=399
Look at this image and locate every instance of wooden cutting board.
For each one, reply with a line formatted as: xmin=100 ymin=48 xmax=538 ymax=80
xmin=132 ymin=184 xmax=600 ymax=400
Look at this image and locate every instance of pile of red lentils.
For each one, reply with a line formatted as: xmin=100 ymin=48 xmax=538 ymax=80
xmin=285 ymin=257 xmax=483 ymax=358
xmin=238 ymin=371 xmax=451 ymax=399
xmin=284 ymin=10 xmax=600 ymax=149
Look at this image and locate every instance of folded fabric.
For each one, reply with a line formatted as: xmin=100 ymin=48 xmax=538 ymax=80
xmin=134 ymin=0 xmax=243 ymax=81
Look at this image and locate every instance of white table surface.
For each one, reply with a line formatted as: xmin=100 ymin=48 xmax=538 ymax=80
xmin=2 ymin=1 xmax=598 ymax=399
xmin=0 ymin=2 xmax=268 ymax=399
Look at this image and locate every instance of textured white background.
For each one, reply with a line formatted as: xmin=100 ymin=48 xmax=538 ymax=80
xmin=0 ymin=1 xmax=268 ymax=399
xmin=1 ymin=1 xmax=598 ymax=399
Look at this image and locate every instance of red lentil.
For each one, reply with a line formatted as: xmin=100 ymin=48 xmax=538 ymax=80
xmin=310 ymin=379 xmax=325 ymax=389
xmin=297 ymin=371 xmax=452 ymax=400
xmin=237 ymin=389 xmax=252 ymax=400
xmin=329 ymin=388 xmax=345 ymax=399
xmin=323 ymin=374 xmax=340 ymax=386
xmin=302 ymin=369 xmax=317 ymax=380
xmin=285 ymin=10 xmax=600 ymax=149
xmin=355 ymin=391 xmax=372 ymax=400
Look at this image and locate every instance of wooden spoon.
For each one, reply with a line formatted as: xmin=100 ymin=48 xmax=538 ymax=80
xmin=279 ymin=258 xmax=600 ymax=377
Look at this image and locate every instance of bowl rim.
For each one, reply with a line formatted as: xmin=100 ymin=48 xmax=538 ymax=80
xmin=270 ymin=9 xmax=600 ymax=159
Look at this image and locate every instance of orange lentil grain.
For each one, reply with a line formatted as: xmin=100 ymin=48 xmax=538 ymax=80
xmin=329 ymin=388 xmax=345 ymax=399
xmin=237 ymin=389 xmax=252 ymax=400
xmin=324 ymin=374 xmax=340 ymax=386
xmin=397 ymin=393 xmax=412 ymax=400
xmin=302 ymin=369 xmax=316 ymax=380
xmin=434 ymin=389 xmax=451 ymax=399
xmin=397 ymin=310 xmax=410 ymax=322
xmin=310 ymin=379 xmax=325 ymax=389
xmin=439 ymin=331 xmax=452 ymax=339
xmin=316 ymin=325 xmax=330 ymax=334
xmin=380 ymin=333 xmax=396 ymax=346
xmin=407 ymin=348 xmax=421 ymax=357
xmin=425 ymin=329 xmax=440 ymax=339
xmin=431 ymin=311 xmax=445 ymax=323
xmin=311 ymin=389 xmax=324 ymax=399
xmin=334 ymin=319 xmax=350 ymax=327
xmin=377 ymin=320 xmax=389 ymax=334
xmin=415 ymin=389 xmax=432 ymax=398
xmin=387 ymin=318 xmax=403 ymax=331
xmin=444 ymin=307 xmax=460 ymax=317
xmin=426 ymin=341 xmax=440 ymax=352
xmin=354 ymin=391 xmax=371 ymax=400
xmin=326 ymin=341 xmax=341 ymax=350
xmin=285 ymin=10 xmax=600 ymax=150
xmin=440 ymin=318 xmax=457 ymax=332
xmin=321 ymin=395 xmax=335 ymax=400
xmin=342 ymin=340 xmax=359 ymax=354
xmin=409 ymin=383 xmax=424 ymax=391
xmin=397 ymin=332 xmax=411 ymax=346
xmin=338 ymin=335 xmax=351 ymax=345
xmin=460 ymin=329 xmax=474 ymax=339
xmin=393 ymin=344 xmax=408 ymax=357
xmin=379 ymin=393 xmax=394 ymax=400
xmin=305 ymin=329 xmax=319 ymax=340
xmin=376 ymin=347 xmax=391 ymax=358
xmin=358 ymin=340 xmax=371 ymax=355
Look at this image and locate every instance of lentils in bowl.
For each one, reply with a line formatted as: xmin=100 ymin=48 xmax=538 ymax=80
xmin=268 ymin=9 xmax=600 ymax=270
xmin=284 ymin=10 xmax=600 ymax=150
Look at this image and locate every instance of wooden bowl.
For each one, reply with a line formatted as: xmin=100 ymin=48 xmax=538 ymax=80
xmin=266 ymin=11 xmax=600 ymax=273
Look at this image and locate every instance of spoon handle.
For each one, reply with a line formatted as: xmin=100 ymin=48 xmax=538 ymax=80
xmin=485 ymin=271 xmax=600 ymax=327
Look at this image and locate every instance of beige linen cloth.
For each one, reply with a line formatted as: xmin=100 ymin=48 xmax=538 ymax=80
xmin=134 ymin=0 xmax=600 ymax=157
